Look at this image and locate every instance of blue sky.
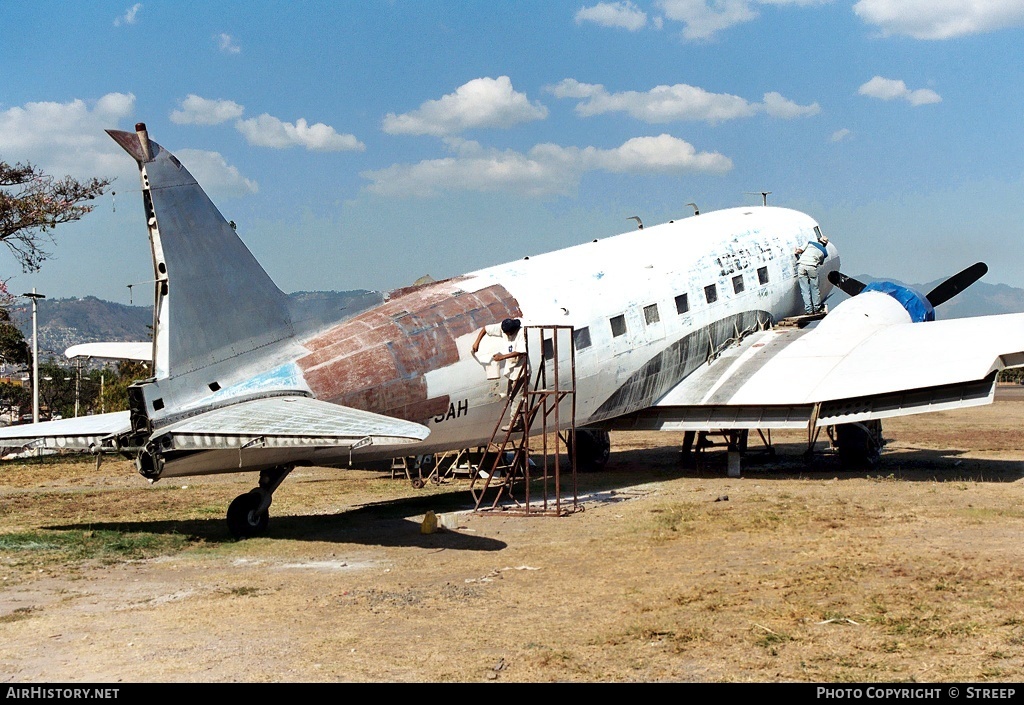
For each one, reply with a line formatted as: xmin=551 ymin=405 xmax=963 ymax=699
xmin=2 ymin=1 xmax=1023 ymax=304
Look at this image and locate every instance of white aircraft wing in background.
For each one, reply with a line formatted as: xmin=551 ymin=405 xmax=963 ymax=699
xmin=65 ymin=342 xmax=152 ymax=362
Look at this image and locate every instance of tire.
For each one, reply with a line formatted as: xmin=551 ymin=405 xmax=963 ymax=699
xmin=834 ymin=421 xmax=882 ymax=470
xmin=227 ymin=490 xmax=270 ymax=539
xmin=569 ymin=429 xmax=611 ymax=472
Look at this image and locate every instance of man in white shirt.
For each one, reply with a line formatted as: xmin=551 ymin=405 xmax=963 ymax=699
xmin=471 ymin=318 xmax=527 ymax=429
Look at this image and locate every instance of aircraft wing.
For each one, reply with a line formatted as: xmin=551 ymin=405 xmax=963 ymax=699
xmin=0 ymin=412 xmax=131 ymax=451
xmin=65 ymin=342 xmax=152 ymax=362
xmin=0 ymin=397 xmax=429 ymax=455
xmin=614 ymin=307 xmax=1024 ymax=432
xmin=149 ymin=395 xmax=430 ymax=451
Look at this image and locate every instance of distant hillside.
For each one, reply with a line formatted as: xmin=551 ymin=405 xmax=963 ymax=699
xmin=8 ymin=290 xmax=383 ymax=359
xmin=830 ymin=277 xmax=1024 ymax=319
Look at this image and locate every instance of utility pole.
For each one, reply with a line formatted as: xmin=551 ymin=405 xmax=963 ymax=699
xmin=22 ymin=289 xmax=45 ymax=423
xmin=74 ymin=358 xmax=81 ymax=417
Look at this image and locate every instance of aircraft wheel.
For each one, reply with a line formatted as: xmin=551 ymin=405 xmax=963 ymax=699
xmin=569 ymin=429 xmax=611 ymax=472
xmin=227 ymin=490 xmax=270 ymax=539
xmin=834 ymin=421 xmax=883 ymax=470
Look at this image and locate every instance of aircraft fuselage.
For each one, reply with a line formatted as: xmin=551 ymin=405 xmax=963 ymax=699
xmin=163 ymin=207 xmax=831 ymax=473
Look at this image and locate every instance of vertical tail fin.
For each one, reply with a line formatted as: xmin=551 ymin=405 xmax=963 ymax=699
xmin=107 ymin=124 xmax=293 ymax=379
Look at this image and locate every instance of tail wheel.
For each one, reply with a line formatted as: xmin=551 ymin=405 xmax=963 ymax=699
xmin=227 ymin=490 xmax=270 ymax=539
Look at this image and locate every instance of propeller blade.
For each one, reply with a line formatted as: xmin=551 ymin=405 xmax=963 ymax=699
xmin=827 ymin=270 xmax=866 ymax=297
xmin=925 ymin=262 xmax=988 ymax=307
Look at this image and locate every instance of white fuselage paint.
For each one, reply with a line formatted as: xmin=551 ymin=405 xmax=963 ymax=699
xmin=412 ymin=206 xmax=838 ymax=456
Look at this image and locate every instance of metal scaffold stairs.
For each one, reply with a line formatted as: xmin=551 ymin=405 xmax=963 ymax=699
xmin=470 ymin=325 xmax=580 ymax=516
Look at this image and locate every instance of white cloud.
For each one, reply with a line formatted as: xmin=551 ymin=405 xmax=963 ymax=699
xmin=174 ymin=149 xmax=258 ymax=198
xmin=858 ymin=76 xmax=941 ymax=106
xmin=829 ymin=128 xmax=852 ymax=142
xmin=546 ymin=80 xmax=818 ymax=123
xmin=854 ymin=0 xmax=1024 ymax=40
xmin=217 ymin=32 xmax=241 ymax=54
xmin=235 ymin=114 xmax=365 ymax=151
xmin=567 ymin=134 xmax=734 ymax=173
xmin=113 ymin=3 xmax=141 ymax=27
xmin=545 ymin=78 xmax=605 ymax=100
xmin=361 ymin=134 xmax=731 ymax=197
xmin=658 ymin=0 xmax=758 ymax=40
xmin=657 ymin=0 xmax=830 ymax=41
xmin=575 ymin=2 xmax=648 ymax=30
xmin=0 ymin=93 xmax=136 ymax=179
xmin=170 ymin=95 xmax=244 ymax=125
xmin=382 ymin=76 xmax=548 ymax=137
xmin=762 ymin=91 xmax=821 ymax=118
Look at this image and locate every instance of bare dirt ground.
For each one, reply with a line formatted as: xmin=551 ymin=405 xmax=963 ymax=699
xmin=2 ymin=388 xmax=1024 ymax=683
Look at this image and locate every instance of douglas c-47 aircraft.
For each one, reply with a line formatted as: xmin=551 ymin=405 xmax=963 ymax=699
xmin=3 ymin=123 xmax=1023 ymax=538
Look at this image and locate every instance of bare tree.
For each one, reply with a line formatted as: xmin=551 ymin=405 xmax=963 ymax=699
xmin=0 ymin=159 xmax=112 ymax=271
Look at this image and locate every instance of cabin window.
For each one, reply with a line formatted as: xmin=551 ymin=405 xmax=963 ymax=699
xmin=757 ymin=266 xmax=769 ymax=285
xmin=573 ymin=326 xmax=592 ymax=350
xmin=643 ymin=304 xmax=660 ymax=325
xmin=675 ymin=293 xmax=689 ymax=314
xmin=610 ymin=314 xmax=627 ymax=337
xmin=732 ymin=275 xmax=745 ymax=294
xmin=704 ymin=284 xmax=718 ymax=304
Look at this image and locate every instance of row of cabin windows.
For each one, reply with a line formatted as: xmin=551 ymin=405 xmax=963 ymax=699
xmin=589 ymin=264 xmax=772 ymax=345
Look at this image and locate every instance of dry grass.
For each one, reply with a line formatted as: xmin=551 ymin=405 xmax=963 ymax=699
xmin=0 ymin=392 xmax=1023 ymax=682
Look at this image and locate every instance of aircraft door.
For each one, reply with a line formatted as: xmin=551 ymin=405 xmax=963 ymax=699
xmin=613 ymin=303 xmax=648 ymax=356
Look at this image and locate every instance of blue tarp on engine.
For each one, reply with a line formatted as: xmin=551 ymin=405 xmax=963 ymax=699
xmin=863 ymin=281 xmax=935 ymax=322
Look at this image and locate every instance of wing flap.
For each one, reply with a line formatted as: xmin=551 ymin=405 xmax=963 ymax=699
xmin=152 ymin=396 xmax=430 ymax=451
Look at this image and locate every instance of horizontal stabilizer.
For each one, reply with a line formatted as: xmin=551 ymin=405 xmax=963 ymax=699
xmin=151 ymin=396 xmax=430 ymax=451
xmin=0 ymin=412 xmax=131 ymax=451
xmin=66 ymin=342 xmax=152 ymax=362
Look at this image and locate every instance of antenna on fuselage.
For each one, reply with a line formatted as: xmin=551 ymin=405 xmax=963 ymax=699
xmin=628 ymin=216 xmax=643 ymax=230
xmin=746 ymin=191 xmax=772 ymax=206
xmin=686 ymin=203 xmax=699 ymax=216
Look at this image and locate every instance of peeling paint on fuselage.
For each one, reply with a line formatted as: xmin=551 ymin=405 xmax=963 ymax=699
xmin=296 ymin=278 xmax=522 ymax=427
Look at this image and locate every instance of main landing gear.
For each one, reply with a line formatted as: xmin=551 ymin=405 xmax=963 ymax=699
xmin=226 ymin=464 xmax=295 ymax=539
xmin=568 ymin=428 xmax=611 ymax=472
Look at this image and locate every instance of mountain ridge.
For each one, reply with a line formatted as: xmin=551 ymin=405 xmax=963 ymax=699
xmin=7 ymin=290 xmax=383 ymax=360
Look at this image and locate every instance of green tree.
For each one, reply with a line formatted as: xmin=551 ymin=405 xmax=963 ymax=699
xmin=37 ymin=360 xmax=75 ymax=420
xmin=1 ymin=159 xmax=112 ymax=272
xmin=0 ymin=304 xmax=29 ymax=367
xmin=0 ymin=283 xmax=30 ymax=420
xmin=0 ymin=379 xmax=28 ymax=418
xmin=1 ymin=158 xmax=112 ymax=420
xmin=101 ymin=360 xmax=151 ymax=413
